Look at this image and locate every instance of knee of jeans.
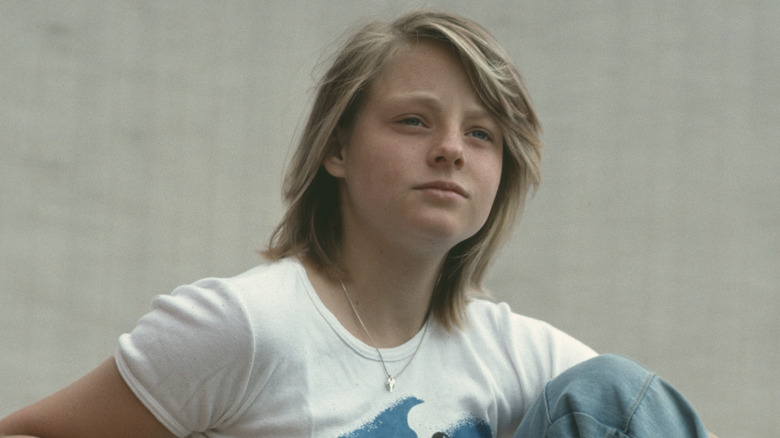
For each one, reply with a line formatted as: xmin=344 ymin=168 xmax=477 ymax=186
xmin=573 ymin=354 xmax=651 ymax=384
xmin=544 ymin=354 xmax=655 ymax=428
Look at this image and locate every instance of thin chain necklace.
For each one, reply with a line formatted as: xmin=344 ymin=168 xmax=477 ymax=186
xmin=339 ymin=280 xmax=428 ymax=392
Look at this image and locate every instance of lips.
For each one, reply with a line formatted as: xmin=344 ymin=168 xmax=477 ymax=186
xmin=415 ymin=180 xmax=468 ymax=198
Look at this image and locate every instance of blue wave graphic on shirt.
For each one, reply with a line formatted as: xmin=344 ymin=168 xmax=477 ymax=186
xmin=339 ymin=396 xmax=491 ymax=438
xmin=440 ymin=416 xmax=492 ymax=438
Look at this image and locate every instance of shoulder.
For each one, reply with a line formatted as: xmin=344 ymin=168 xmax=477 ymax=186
xmin=139 ymin=258 xmax=304 ymax=322
xmin=118 ymin=258 xmax=310 ymax=373
xmin=114 ymin=258 xmax=311 ymax=433
xmin=202 ymin=257 xmax=307 ymax=298
xmin=177 ymin=257 xmax=309 ymax=317
xmin=445 ymin=298 xmax=597 ymax=424
xmin=160 ymin=258 xmax=315 ymax=342
xmin=463 ymin=298 xmax=597 ymax=373
xmin=464 ymin=297 xmax=550 ymax=335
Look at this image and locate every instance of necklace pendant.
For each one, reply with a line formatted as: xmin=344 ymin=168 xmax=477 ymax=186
xmin=386 ymin=375 xmax=396 ymax=392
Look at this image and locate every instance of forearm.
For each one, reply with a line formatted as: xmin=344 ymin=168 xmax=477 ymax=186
xmin=0 ymin=410 xmax=37 ymax=437
xmin=0 ymin=358 xmax=175 ymax=438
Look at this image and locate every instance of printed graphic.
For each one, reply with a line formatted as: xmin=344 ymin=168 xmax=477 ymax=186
xmin=340 ymin=396 xmax=491 ymax=438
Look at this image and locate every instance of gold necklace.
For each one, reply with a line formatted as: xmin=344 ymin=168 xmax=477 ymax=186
xmin=339 ymin=280 xmax=428 ymax=392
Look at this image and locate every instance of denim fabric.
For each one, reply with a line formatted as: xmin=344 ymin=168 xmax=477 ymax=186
xmin=514 ymin=354 xmax=709 ymax=437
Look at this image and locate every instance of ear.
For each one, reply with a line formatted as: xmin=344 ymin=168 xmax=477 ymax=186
xmin=322 ymin=129 xmax=348 ymax=178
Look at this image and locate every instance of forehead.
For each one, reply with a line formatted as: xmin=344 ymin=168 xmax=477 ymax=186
xmin=376 ymin=39 xmax=466 ymax=87
xmin=365 ymin=39 xmax=485 ymax=109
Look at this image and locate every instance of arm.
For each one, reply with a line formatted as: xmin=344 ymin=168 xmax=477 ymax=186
xmin=0 ymin=358 xmax=175 ymax=438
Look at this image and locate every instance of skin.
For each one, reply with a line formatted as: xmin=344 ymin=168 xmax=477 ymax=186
xmin=0 ymin=38 xmax=718 ymax=438
xmin=331 ymin=42 xmax=503 ymax=258
xmin=0 ymin=357 xmax=175 ymax=437
xmin=315 ymin=39 xmax=504 ymax=347
xmin=0 ymin=37 xmax=504 ymax=438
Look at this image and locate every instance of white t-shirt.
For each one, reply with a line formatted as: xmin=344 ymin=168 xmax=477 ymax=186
xmin=116 ymin=258 xmax=596 ymax=437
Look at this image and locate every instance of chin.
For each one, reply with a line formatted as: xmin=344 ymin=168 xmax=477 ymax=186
xmin=411 ymin=225 xmax=477 ymax=250
xmin=400 ymin=212 xmax=483 ymax=248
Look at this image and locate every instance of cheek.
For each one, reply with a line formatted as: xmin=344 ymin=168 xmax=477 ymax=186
xmin=350 ymin=149 xmax=396 ymax=184
xmin=474 ymin=154 xmax=504 ymax=222
xmin=346 ymin=150 xmax=405 ymax=207
xmin=480 ymin=152 xmax=503 ymax=198
xmin=351 ymin=140 xmax=415 ymax=186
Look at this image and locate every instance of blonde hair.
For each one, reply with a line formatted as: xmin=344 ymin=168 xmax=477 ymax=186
xmin=265 ymin=9 xmax=542 ymax=329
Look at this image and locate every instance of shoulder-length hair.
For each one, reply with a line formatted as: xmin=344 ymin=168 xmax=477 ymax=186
xmin=265 ymin=9 xmax=542 ymax=329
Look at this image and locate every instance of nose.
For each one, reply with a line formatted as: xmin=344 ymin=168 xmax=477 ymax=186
xmin=427 ymin=129 xmax=465 ymax=170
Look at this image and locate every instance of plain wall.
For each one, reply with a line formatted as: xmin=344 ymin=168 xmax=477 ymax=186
xmin=1 ymin=1 xmax=778 ymax=436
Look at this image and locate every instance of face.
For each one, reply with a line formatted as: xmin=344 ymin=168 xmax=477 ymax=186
xmin=324 ymin=40 xmax=503 ymax=256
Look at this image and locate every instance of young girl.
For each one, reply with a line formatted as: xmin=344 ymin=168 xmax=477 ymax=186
xmin=0 ymin=9 xmax=714 ymax=438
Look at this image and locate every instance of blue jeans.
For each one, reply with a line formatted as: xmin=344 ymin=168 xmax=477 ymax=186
xmin=515 ymin=354 xmax=709 ymax=437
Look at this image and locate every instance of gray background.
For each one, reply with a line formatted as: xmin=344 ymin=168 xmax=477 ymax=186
xmin=1 ymin=1 xmax=777 ymax=436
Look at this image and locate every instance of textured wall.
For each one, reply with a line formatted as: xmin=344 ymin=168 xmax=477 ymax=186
xmin=1 ymin=1 xmax=777 ymax=436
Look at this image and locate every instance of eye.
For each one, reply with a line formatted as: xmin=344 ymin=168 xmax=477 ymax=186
xmin=467 ymin=129 xmax=493 ymax=142
xmin=399 ymin=116 xmax=424 ymax=127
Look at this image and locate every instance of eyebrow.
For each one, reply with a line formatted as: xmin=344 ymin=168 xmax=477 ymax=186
xmin=384 ymin=92 xmax=495 ymax=120
xmin=384 ymin=92 xmax=441 ymax=110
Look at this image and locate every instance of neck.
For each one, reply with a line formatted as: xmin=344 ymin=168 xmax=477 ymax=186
xmin=343 ymin=241 xmax=444 ymax=345
xmin=304 ymin=232 xmax=447 ymax=348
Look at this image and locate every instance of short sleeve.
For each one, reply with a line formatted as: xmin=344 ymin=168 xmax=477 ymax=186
xmin=115 ymin=278 xmax=256 ymax=436
xmin=513 ymin=310 xmax=595 ymax=376
xmin=499 ymin=303 xmax=598 ymax=415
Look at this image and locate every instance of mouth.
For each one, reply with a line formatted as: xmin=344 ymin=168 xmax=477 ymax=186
xmin=414 ymin=181 xmax=468 ymax=198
